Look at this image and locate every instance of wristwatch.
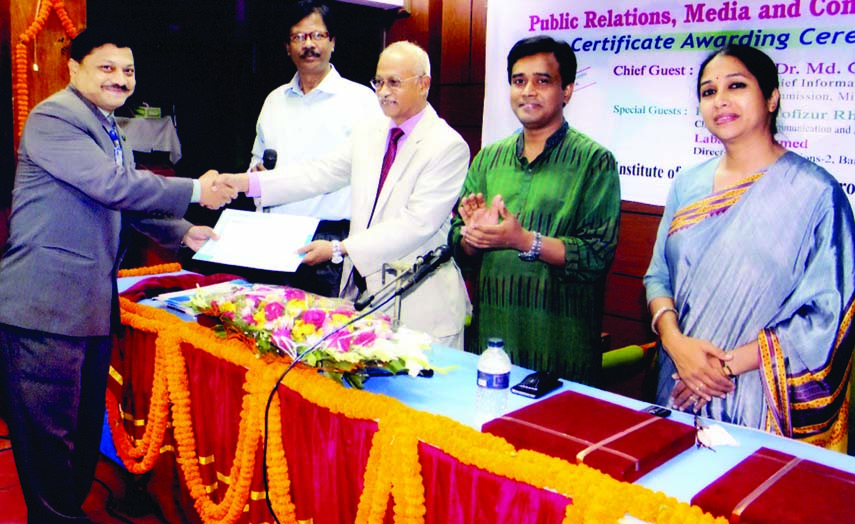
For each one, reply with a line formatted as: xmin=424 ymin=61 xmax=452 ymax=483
xmin=518 ymin=232 xmax=542 ymax=261
xmin=330 ymin=240 xmax=344 ymax=264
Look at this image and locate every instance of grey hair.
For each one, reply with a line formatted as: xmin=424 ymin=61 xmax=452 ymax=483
xmin=382 ymin=41 xmax=431 ymax=77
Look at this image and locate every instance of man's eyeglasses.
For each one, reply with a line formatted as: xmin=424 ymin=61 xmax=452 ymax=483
xmin=370 ymin=75 xmax=423 ymax=92
xmin=289 ymin=31 xmax=330 ymax=43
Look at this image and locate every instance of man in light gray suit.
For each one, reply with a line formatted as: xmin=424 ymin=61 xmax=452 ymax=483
xmin=221 ymin=41 xmax=470 ymax=349
xmin=0 ymin=28 xmax=235 ymax=523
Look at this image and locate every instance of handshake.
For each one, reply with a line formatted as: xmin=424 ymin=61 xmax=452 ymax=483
xmin=197 ymin=171 xmax=251 ymax=209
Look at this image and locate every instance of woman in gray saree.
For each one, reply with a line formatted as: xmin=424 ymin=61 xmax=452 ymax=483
xmin=644 ymin=45 xmax=855 ymax=452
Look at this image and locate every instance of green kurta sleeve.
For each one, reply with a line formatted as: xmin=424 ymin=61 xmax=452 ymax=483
xmin=449 ymin=123 xmax=621 ymax=384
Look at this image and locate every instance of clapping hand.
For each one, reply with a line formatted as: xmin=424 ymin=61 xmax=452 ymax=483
xmin=459 ymin=193 xmax=499 ymax=228
xmin=459 ymin=193 xmax=500 ymax=254
xmin=461 ymin=195 xmax=530 ymax=252
xmin=198 ymin=170 xmax=239 ymax=209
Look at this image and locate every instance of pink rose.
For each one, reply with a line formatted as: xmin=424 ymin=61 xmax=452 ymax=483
xmin=301 ymin=309 xmax=327 ymax=329
xmin=352 ymin=331 xmax=377 ymax=347
xmin=326 ymin=330 xmax=352 ymax=353
xmin=271 ymin=326 xmax=295 ymax=353
xmin=265 ymin=301 xmax=285 ymax=321
xmin=282 ymin=288 xmax=307 ymax=302
xmin=272 ymin=326 xmax=291 ymax=343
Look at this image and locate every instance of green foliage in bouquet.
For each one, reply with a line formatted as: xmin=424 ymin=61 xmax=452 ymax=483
xmin=188 ymin=284 xmax=432 ymax=387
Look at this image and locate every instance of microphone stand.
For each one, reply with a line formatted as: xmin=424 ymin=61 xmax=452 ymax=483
xmin=263 ymin=246 xmax=450 ymax=522
xmin=382 ymin=262 xmax=408 ymax=331
xmin=261 ymin=287 xmax=411 ymax=523
xmin=354 ymin=259 xmax=425 ymax=314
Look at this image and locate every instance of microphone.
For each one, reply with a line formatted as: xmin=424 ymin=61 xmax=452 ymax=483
xmin=262 ymin=149 xmax=278 ymax=170
xmin=405 ymin=245 xmax=452 ymax=289
xmin=354 ymin=291 xmax=375 ymax=312
xmin=353 ymin=245 xmax=452 ymax=312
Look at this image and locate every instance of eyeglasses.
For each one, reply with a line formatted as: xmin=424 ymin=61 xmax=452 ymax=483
xmin=370 ymin=75 xmax=423 ymax=92
xmin=289 ymin=31 xmax=330 ymax=43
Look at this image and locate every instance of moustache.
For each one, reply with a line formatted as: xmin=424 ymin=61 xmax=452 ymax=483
xmin=105 ymin=84 xmax=130 ymax=92
xmin=299 ymin=49 xmax=321 ymax=59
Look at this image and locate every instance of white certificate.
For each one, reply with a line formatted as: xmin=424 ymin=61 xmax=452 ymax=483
xmin=192 ymin=209 xmax=320 ymax=272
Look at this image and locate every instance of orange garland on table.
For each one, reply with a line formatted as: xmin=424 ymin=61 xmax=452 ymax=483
xmin=167 ymin=331 xmax=259 ymax=524
xmin=260 ymin=365 xmax=297 ymax=523
xmin=106 ymin=312 xmax=172 ymax=472
xmin=355 ymin=424 xmax=393 ymax=524
xmin=114 ymin=300 xmax=268 ymax=524
xmin=111 ymin=264 xmax=729 ymax=524
xmin=117 ymin=262 xmax=183 ymax=278
xmin=14 ymin=0 xmax=79 ymax=138
xmin=108 ymin=263 xmax=185 ymax=472
xmin=388 ymin=414 xmax=426 ymax=524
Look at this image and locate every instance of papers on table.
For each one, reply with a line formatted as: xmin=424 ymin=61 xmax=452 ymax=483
xmin=153 ymin=279 xmax=250 ymax=315
xmin=696 ymin=423 xmax=740 ymax=449
xmin=192 ymin=209 xmax=320 ymax=272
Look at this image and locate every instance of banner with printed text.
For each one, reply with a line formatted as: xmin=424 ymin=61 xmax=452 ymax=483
xmin=484 ymin=0 xmax=855 ymax=209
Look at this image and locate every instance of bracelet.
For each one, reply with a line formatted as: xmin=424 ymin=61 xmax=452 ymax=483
xmin=330 ymin=240 xmax=343 ymax=264
xmin=722 ymin=362 xmax=737 ymax=379
xmin=650 ymin=306 xmax=678 ymax=336
xmin=518 ymin=231 xmax=542 ymax=261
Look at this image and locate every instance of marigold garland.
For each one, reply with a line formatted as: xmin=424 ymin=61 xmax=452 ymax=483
xmin=117 ymin=262 xmax=183 ymax=278
xmin=14 ymin=0 xmax=79 ymax=138
xmin=106 ymin=313 xmax=171 ymax=472
xmin=354 ymin=425 xmax=393 ymax=524
xmin=260 ymin=370 xmax=297 ymax=523
xmin=113 ymin=292 xmax=267 ymax=523
xmin=168 ymin=332 xmax=260 ymax=524
xmin=112 ymin=264 xmax=730 ymax=524
xmin=388 ymin=417 xmax=425 ymax=524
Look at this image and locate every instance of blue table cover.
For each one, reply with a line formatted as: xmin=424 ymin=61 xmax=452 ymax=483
xmin=107 ymin=273 xmax=855 ymax=505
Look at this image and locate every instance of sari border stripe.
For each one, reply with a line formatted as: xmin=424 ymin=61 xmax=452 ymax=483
xmin=668 ymin=173 xmax=764 ymax=237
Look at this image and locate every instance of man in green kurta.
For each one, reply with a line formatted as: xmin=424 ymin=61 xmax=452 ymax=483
xmin=449 ymin=36 xmax=620 ymax=385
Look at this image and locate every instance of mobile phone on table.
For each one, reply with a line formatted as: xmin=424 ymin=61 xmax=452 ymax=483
xmin=510 ymin=371 xmax=562 ymax=399
xmin=642 ymin=405 xmax=672 ymax=418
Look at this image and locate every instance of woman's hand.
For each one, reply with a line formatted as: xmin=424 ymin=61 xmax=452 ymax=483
xmin=662 ymin=332 xmax=735 ymax=401
xmin=670 ymin=377 xmax=708 ymax=412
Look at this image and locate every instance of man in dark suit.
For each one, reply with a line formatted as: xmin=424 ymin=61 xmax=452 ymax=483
xmin=0 ymin=28 xmax=235 ymax=523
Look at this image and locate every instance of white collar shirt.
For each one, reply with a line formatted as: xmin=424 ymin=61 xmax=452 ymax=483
xmin=250 ymin=65 xmax=380 ymax=220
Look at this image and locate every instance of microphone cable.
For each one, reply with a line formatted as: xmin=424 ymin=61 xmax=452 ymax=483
xmin=260 ymin=289 xmax=407 ymax=524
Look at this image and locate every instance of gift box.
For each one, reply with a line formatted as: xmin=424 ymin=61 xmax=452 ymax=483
xmin=482 ymin=390 xmax=695 ymax=482
xmin=691 ymin=447 xmax=855 ymax=524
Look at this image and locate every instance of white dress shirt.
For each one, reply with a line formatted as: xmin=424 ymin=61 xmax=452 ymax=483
xmin=250 ymin=65 xmax=380 ymax=220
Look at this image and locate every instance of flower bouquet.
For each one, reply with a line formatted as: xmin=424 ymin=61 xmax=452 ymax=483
xmin=187 ymin=283 xmax=433 ymax=388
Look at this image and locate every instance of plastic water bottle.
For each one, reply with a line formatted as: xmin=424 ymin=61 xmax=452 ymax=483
xmin=475 ymin=338 xmax=511 ymax=427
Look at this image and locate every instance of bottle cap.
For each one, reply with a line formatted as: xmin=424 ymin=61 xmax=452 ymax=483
xmin=487 ymin=337 xmax=504 ymax=348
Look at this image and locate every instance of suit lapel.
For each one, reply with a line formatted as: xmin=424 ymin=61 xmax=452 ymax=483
xmin=373 ymin=108 xmax=434 ymax=215
xmin=355 ymin=125 xmax=391 ymax=230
